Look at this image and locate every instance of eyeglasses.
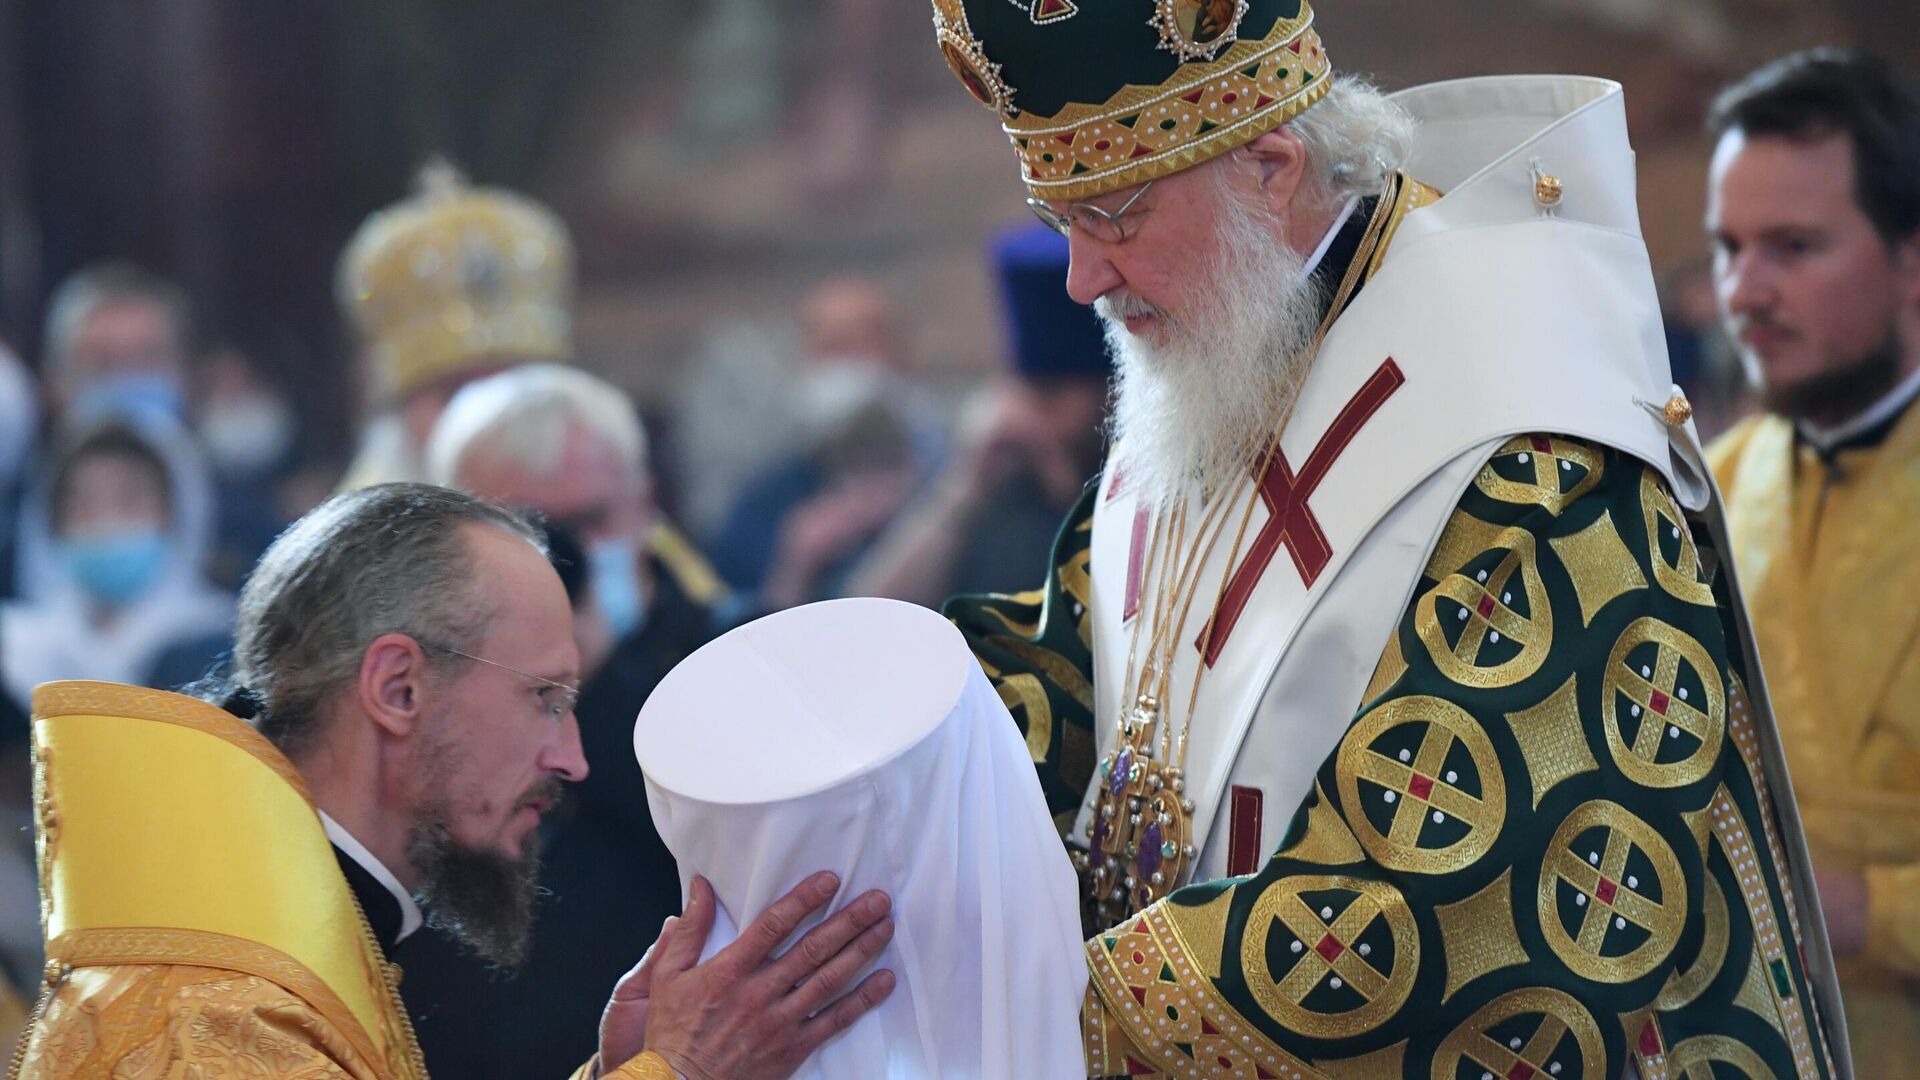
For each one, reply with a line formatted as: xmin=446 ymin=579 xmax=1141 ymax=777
xmin=1027 ymin=178 xmax=1159 ymax=244
xmin=420 ymin=642 xmax=581 ymax=723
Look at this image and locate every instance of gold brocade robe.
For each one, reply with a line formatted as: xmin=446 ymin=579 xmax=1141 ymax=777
xmin=10 ymin=682 xmax=664 ymax=1080
xmin=1710 ymin=406 xmax=1920 ymax=1075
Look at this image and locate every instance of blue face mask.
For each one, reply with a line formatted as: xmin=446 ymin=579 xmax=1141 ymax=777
xmin=587 ymin=537 xmax=647 ymax=641
xmin=55 ymin=530 xmax=171 ymax=606
xmin=70 ymin=373 xmax=186 ymax=424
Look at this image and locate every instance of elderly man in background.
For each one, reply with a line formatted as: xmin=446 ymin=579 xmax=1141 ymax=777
xmin=17 ymin=482 xmax=893 ymax=1078
xmin=333 ymin=164 xmax=575 ymax=491
xmin=923 ymin=0 xmax=1850 ymax=1073
xmin=398 ymin=363 xmax=732 ymax=1077
xmin=1703 ymin=48 xmax=1920 ymax=1075
xmin=37 ymin=263 xmax=193 ymax=427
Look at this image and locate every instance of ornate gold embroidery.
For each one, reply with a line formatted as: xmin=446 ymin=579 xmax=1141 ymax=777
xmin=1537 ymin=800 xmax=1686 ymax=983
xmin=1335 ymin=696 xmax=1507 ymax=874
xmin=1734 ymin=941 xmax=1789 ymax=1039
xmin=1472 ymin=436 xmax=1603 ymax=516
xmin=1003 ymin=15 xmax=1331 ymax=200
xmin=1313 ymin=1039 xmax=1406 ymax=1078
xmin=1237 ymin=874 xmax=1418 ymax=1040
xmin=1656 ymin=874 xmax=1729 ymax=1011
xmin=1414 ymin=527 xmax=1554 ymax=689
xmin=1086 ymin=905 xmax=1323 ymax=1078
xmin=995 ymin=674 xmax=1055 ymax=763
xmin=1276 ymin=781 xmax=1366 ymax=867
xmin=1433 ymin=868 xmax=1530 ymax=1002
xmin=30 ymin=736 xmax=54 ymax=931
xmin=46 ymin=927 xmax=394 ymax=1077
xmin=1705 ymin=784 xmax=1823 ymax=1079
xmin=987 ymin=634 xmax=1094 ymax=710
xmin=1433 ymin=987 xmax=1605 ymax=1080
xmin=1600 ymin=618 xmax=1725 ymax=788
xmin=1640 ymin=470 xmax=1715 ymax=607
xmin=1668 ymin=1034 xmax=1779 ymax=1079
xmin=1505 ymin=674 xmax=1600 ymax=809
xmin=1547 ymin=510 xmax=1649 ymax=626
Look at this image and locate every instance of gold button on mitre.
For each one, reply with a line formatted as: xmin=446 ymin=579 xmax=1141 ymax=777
xmin=1662 ymin=394 xmax=1693 ymax=427
xmin=1534 ymin=173 xmax=1564 ymax=208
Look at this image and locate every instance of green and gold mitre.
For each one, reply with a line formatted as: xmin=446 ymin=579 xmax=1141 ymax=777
xmin=932 ymin=0 xmax=1330 ymax=200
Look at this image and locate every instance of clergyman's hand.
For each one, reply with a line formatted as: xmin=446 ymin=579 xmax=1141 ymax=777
xmin=597 ymin=917 xmax=678 ymax=1071
xmin=618 ymin=872 xmax=895 ymax=1080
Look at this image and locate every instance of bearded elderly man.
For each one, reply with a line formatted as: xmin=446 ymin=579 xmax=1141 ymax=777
xmin=925 ymin=1 xmax=1853 ymax=1075
xmin=15 ymin=484 xmax=893 ymax=1079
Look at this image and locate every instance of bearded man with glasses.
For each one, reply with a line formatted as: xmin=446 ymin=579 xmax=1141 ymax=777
xmin=925 ymin=0 xmax=1854 ymax=1074
xmin=15 ymin=483 xmax=893 ymax=1079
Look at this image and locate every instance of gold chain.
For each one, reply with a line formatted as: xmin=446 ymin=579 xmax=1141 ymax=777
xmin=1083 ymin=181 xmax=1401 ymax=922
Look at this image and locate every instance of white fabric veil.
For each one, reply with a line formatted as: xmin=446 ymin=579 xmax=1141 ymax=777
xmin=635 ymin=597 xmax=1085 ymax=1079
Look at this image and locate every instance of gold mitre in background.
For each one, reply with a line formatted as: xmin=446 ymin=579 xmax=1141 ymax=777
xmin=336 ymin=161 xmax=575 ymax=403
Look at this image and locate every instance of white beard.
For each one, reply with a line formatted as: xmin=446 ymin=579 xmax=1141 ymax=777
xmin=1098 ymin=186 xmax=1329 ymax=510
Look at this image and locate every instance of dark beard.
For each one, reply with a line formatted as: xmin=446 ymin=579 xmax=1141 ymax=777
xmin=408 ymin=816 xmax=544 ymax=970
xmin=1763 ymin=330 xmax=1904 ymax=427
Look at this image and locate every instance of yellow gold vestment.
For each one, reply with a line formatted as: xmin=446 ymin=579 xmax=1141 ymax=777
xmin=1711 ymin=405 xmax=1920 ymax=1076
xmin=10 ymin=682 xmax=667 ymax=1080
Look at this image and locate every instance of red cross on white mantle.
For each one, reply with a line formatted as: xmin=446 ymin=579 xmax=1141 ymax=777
xmin=1197 ymin=358 xmax=1406 ymax=666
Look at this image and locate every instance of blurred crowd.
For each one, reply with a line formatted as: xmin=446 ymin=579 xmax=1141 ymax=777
xmin=0 ymin=168 xmax=1122 ymax=1067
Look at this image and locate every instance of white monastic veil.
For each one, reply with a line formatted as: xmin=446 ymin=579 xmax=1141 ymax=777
xmin=636 ymin=597 xmax=1086 ymax=1079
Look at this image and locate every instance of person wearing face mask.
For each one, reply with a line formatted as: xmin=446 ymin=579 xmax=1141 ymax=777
xmin=396 ymin=363 xmax=735 ymax=1078
xmin=193 ymin=340 xmax=307 ymax=588
xmin=40 ymin=262 xmax=193 ymax=426
xmin=0 ymin=420 xmax=233 ymax=716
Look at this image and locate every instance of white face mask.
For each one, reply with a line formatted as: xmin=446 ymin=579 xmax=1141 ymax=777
xmin=198 ymin=394 xmax=297 ymax=477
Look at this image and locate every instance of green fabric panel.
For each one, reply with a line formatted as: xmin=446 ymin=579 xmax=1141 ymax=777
xmin=1121 ymin=440 xmax=1838 ymax=1076
xmin=954 ymin=0 xmax=1303 ymax=119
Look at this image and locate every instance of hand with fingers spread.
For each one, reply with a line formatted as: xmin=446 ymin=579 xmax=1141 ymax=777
xmin=598 ymin=871 xmax=897 ymax=1080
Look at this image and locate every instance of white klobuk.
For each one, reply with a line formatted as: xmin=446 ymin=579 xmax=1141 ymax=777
xmin=1079 ymin=75 xmax=1850 ymax=1069
xmin=636 ymin=597 xmax=1086 ymax=1079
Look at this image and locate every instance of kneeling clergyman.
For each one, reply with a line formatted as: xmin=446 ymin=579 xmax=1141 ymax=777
xmin=928 ymin=0 xmax=1854 ymax=1075
xmin=12 ymin=484 xmax=893 ymax=1079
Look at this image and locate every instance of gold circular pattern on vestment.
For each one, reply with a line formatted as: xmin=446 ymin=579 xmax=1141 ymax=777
xmin=1472 ymin=436 xmax=1603 ymax=517
xmin=1639 ymin=470 xmax=1716 ymax=607
xmin=1415 ymin=536 xmax=1554 ymax=689
xmin=1239 ymin=874 xmax=1417 ymax=1040
xmin=1601 ymin=617 xmax=1725 ymax=788
xmin=1336 ymin=696 xmax=1507 ymax=874
xmin=1538 ymin=800 xmax=1687 ymax=983
xmin=1667 ymin=1034 xmax=1779 ymax=1079
xmin=1430 ymin=987 xmax=1604 ymax=1080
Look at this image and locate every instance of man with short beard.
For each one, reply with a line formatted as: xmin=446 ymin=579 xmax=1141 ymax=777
xmin=17 ymin=483 xmax=895 ymax=1079
xmin=1703 ymin=49 xmax=1920 ymax=1075
xmin=929 ymin=0 xmax=1852 ymax=1073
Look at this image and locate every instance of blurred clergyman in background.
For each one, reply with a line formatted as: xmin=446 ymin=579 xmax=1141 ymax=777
xmin=849 ymin=223 xmax=1109 ymax=605
xmin=1704 ymin=47 xmax=1920 ymax=1073
xmin=334 ymin=163 xmax=576 ymax=491
xmin=407 ymin=363 xmax=732 ymax=1077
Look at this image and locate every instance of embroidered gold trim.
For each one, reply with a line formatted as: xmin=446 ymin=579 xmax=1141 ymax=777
xmin=1007 ymin=9 xmax=1330 ymax=200
xmin=47 ymin=926 xmax=390 ymax=1079
xmin=31 ymin=681 xmax=314 ymax=801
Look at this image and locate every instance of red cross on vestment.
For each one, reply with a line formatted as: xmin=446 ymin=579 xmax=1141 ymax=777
xmin=1198 ymin=358 xmax=1405 ymax=666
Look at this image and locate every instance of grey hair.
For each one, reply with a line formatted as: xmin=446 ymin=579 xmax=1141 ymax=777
xmin=423 ymin=362 xmax=649 ymax=486
xmin=43 ymin=262 xmax=191 ymax=374
xmin=224 ymin=482 xmax=546 ymax=760
xmin=1284 ymin=75 xmax=1419 ymax=203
